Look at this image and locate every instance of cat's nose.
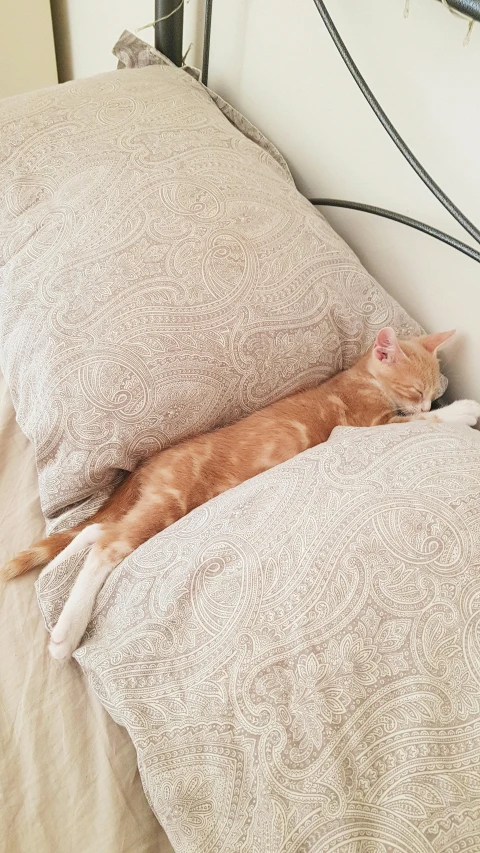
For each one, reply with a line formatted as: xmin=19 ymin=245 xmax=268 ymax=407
xmin=421 ymin=400 xmax=431 ymax=412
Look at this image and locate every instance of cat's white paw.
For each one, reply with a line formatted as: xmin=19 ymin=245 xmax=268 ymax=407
xmin=49 ymin=615 xmax=86 ymax=662
xmin=437 ymin=399 xmax=480 ymax=427
xmin=49 ymin=638 xmax=74 ymax=663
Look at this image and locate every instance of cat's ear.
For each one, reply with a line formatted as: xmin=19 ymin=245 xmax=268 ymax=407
xmin=421 ymin=329 xmax=455 ymax=353
xmin=373 ymin=327 xmax=405 ymax=364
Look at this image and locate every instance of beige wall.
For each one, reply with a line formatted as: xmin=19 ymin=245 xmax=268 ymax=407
xmin=51 ymin=0 xmax=153 ymax=82
xmin=0 ymin=0 xmax=57 ymax=97
xmin=50 ymin=0 xmax=204 ymax=82
xmin=51 ymin=0 xmax=480 ymax=400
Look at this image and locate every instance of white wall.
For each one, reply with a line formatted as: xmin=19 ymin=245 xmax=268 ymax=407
xmin=0 ymin=0 xmax=57 ymax=98
xmin=50 ymin=0 xmax=203 ymax=82
xmin=51 ymin=0 xmax=480 ymax=400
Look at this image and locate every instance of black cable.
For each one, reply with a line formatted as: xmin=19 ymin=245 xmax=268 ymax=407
xmin=310 ymin=198 xmax=480 ymax=263
xmin=311 ymin=0 xmax=480 ymax=246
xmin=202 ymin=0 xmax=213 ymax=85
xmin=439 ymin=0 xmax=480 ymax=20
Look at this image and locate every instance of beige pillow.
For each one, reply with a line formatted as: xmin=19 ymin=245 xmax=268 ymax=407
xmin=0 ymin=34 xmax=422 ymax=521
xmin=36 ymin=421 xmax=480 ymax=852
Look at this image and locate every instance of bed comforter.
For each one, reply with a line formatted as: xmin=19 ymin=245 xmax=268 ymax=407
xmin=35 ymin=419 xmax=480 ymax=853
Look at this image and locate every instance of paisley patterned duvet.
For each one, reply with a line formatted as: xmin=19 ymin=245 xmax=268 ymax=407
xmin=37 ymin=421 xmax=480 ymax=853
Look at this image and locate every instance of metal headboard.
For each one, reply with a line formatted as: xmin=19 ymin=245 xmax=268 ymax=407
xmin=154 ymin=0 xmax=480 ymax=265
xmin=438 ymin=0 xmax=480 ymax=16
xmin=154 ymin=0 xmax=213 ymax=81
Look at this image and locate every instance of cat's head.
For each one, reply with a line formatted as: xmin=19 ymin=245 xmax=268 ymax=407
xmin=369 ymin=327 xmax=454 ymax=414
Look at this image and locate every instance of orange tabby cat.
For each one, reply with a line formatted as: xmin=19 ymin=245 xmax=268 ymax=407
xmin=3 ymin=327 xmax=480 ymax=661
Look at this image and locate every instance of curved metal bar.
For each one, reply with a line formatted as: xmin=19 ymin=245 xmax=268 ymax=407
xmin=310 ymin=198 xmax=480 ymax=263
xmin=311 ymin=0 xmax=480 ymax=246
xmin=439 ymin=0 xmax=480 ymax=21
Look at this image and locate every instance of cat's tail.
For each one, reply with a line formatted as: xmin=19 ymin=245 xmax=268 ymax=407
xmin=1 ymin=529 xmax=80 ymax=580
xmin=1 ymin=469 xmax=140 ymax=580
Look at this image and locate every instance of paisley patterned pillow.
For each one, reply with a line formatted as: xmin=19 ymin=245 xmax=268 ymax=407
xmin=0 ymin=34 xmax=421 ymax=521
xmin=36 ymin=421 xmax=480 ymax=852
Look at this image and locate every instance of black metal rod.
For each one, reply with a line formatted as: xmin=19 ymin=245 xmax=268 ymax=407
xmin=189 ymin=0 xmax=480 ymax=268
xmin=438 ymin=0 xmax=480 ymax=21
xmin=311 ymin=0 xmax=480 ymax=246
xmin=202 ymin=0 xmax=214 ymax=85
xmin=154 ymin=0 xmax=184 ymax=66
xmin=310 ymin=198 xmax=480 ymax=263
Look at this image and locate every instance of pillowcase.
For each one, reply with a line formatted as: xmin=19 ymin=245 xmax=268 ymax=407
xmin=36 ymin=421 xmax=480 ymax=852
xmin=0 ymin=32 xmax=422 ymax=522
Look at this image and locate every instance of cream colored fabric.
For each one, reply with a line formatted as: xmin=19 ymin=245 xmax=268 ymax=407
xmin=0 ymin=38 xmax=423 ymax=524
xmin=37 ymin=421 xmax=480 ymax=853
xmin=113 ymin=31 xmax=293 ymax=175
xmin=0 ymin=371 xmax=173 ymax=853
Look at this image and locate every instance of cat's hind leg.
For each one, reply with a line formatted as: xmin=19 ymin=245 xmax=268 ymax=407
xmin=49 ymin=531 xmax=132 ymax=662
xmin=49 ymin=494 xmax=184 ymax=662
xmin=40 ymin=524 xmax=103 ymax=577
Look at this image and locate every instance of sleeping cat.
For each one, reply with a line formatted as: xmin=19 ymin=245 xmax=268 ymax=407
xmin=3 ymin=326 xmax=480 ymax=662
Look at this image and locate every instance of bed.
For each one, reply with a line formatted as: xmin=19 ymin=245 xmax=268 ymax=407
xmin=1 ymin=6 xmax=480 ymax=853
xmin=0 ymin=372 xmax=173 ymax=852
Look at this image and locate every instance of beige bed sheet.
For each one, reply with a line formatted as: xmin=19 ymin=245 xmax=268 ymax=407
xmin=0 ymin=371 xmax=172 ymax=853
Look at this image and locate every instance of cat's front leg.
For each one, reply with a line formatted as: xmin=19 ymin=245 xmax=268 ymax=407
xmin=388 ymin=399 xmax=480 ymax=427
xmin=420 ymin=399 xmax=480 ymax=427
